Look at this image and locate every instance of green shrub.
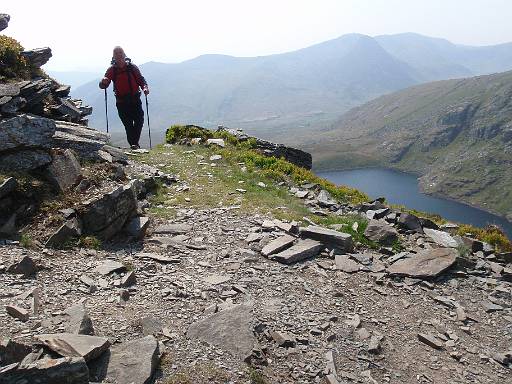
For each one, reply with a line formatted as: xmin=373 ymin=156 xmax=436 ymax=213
xmin=457 ymin=224 xmax=512 ymax=252
xmin=0 ymin=35 xmax=34 ymax=79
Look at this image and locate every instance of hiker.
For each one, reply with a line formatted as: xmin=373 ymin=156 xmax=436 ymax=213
xmin=99 ymin=46 xmax=149 ymax=149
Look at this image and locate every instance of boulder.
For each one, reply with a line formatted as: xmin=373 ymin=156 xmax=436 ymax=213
xmin=424 ymin=228 xmax=458 ymax=248
xmin=45 ymin=218 xmax=82 ymax=248
xmin=300 ymin=226 xmax=354 ymax=253
xmin=21 ymin=47 xmax=52 ymax=68
xmin=7 ymin=255 xmax=37 ymax=277
xmin=0 ymin=149 xmax=52 ymax=172
xmin=0 ymin=114 xmax=56 ymax=152
xmin=35 ymin=333 xmax=110 ymax=362
xmin=0 ymin=357 xmax=89 ymax=384
xmin=80 ymin=182 xmax=137 ymax=239
xmin=0 ymin=339 xmax=32 ymax=366
xmin=187 ymin=304 xmax=255 ymax=359
xmin=90 ymin=335 xmax=159 ymax=384
xmin=0 ymin=96 xmax=26 ymax=115
xmin=397 ymin=212 xmax=424 ymax=233
xmin=364 ymin=220 xmax=399 ymax=245
xmin=45 ymin=149 xmax=82 ymax=191
xmin=0 ymin=14 xmax=10 ymax=32
xmin=388 ymin=248 xmax=458 ymax=278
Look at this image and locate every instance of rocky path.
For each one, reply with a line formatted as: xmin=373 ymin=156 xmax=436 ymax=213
xmin=1 ymin=200 xmax=511 ymax=383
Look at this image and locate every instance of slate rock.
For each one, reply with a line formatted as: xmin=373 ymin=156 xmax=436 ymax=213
xmin=364 ymin=220 xmax=399 ymax=246
xmin=187 ymin=304 xmax=255 ymax=358
xmin=80 ymin=182 xmax=137 ymax=239
xmin=0 ymin=339 xmax=32 ymax=366
xmin=6 ymin=305 xmax=29 ymax=322
xmin=35 ymin=333 xmax=110 ymax=362
xmin=270 ymin=331 xmax=296 ymax=348
xmin=300 ymin=225 xmax=354 ymax=252
xmin=0 ymin=177 xmax=18 ymax=199
xmin=45 ymin=218 xmax=82 ymax=248
xmin=335 ymin=255 xmax=360 ymax=273
xmin=63 ymin=303 xmax=94 ymax=335
xmin=45 ymin=149 xmax=82 ymax=191
xmin=125 ymin=216 xmax=150 ymax=239
xmin=424 ymin=228 xmax=458 ymax=248
xmin=0 ymin=357 xmax=89 ymax=384
xmin=388 ymin=248 xmax=458 ymax=278
xmin=0 ymin=114 xmax=56 ymax=152
xmin=0 ymin=149 xmax=52 ymax=172
xmin=21 ymin=47 xmax=52 ymax=68
xmin=418 ymin=333 xmax=444 ymax=350
xmin=7 ymin=255 xmax=37 ymax=277
xmin=0 ymin=14 xmax=10 ymax=32
xmin=271 ymin=239 xmax=323 ymax=264
xmin=261 ymin=234 xmax=295 ymax=257
xmin=398 ymin=212 xmax=424 ymax=233
xmin=93 ymin=260 xmax=126 ymax=276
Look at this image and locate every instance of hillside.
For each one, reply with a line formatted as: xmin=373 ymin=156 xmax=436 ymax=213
xmin=72 ymin=33 xmax=512 ymax=147
xmin=308 ymin=70 xmax=512 ymax=221
xmin=2 ymin=13 xmax=512 ymax=383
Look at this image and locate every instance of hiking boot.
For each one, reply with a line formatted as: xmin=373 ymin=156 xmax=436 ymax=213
xmin=130 ymin=144 xmax=140 ymax=150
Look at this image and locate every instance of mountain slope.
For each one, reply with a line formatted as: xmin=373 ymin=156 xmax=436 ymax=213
xmin=73 ymin=34 xmax=421 ymax=144
xmin=308 ymin=71 xmax=512 ymax=220
xmin=73 ymin=33 xmax=512 ymax=147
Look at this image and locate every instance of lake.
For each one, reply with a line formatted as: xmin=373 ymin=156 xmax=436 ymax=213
xmin=317 ymin=168 xmax=512 ymax=239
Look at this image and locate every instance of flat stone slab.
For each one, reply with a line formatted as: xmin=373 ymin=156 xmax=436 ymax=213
xmin=153 ymin=223 xmax=192 ymax=235
xmin=90 ymin=335 xmax=159 ymax=384
xmin=335 ymin=255 xmax=361 ymax=273
xmin=187 ymin=304 xmax=255 ymax=358
xmin=1 ymin=357 xmax=89 ymax=384
xmin=93 ymin=260 xmax=126 ymax=276
xmin=35 ymin=333 xmax=110 ymax=362
xmin=261 ymin=234 xmax=295 ymax=257
xmin=300 ymin=226 xmax=354 ymax=252
xmin=388 ymin=248 xmax=458 ymax=278
xmin=271 ymin=239 xmax=323 ymax=264
xmin=135 ymin=252 xmax=181 ymax=263
xmin=424 ymin=228 xmax=458 ymax=248
xmin=63 ymin=303 xmax=94 ymax=335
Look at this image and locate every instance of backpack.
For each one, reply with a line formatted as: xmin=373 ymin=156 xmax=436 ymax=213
xmin=110 ymin=58 xmax=140 ymax=102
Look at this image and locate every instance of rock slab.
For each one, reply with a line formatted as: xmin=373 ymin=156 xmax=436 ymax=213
xmin=388 ymin=248 xmax=458 ymax=278
xmin=187 ymin=304 xmax=255 ymax=358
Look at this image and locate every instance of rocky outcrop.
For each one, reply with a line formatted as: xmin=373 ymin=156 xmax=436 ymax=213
xmin=21 ymin=47 xmax=52 ymax=68
xmin=0 ymin=14 xmax=9 ymax=32
xmin=218 ymin=126 xmax=312 ymax=169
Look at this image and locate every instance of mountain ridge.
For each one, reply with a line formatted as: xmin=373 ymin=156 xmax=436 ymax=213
xmin=71 ymin=32 xmax=512 ymax=146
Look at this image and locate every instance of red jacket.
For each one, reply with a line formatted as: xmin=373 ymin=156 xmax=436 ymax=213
xmin=103 ymin=63 xmax=147 ymax=102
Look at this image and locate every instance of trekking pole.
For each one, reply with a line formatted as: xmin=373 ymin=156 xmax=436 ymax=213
xmin=144 ymin=93 xmax=152 ymax=149
xmin=104 ymin=89 xmax=109 ymax=133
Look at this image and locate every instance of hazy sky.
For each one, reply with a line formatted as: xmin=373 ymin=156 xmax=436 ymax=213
xmin=3 ymin=0 xmax=511 ymax=72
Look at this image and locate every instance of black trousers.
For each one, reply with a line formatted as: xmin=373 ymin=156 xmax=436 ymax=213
xmin=116 ymin=97 xmax=144 ymax=146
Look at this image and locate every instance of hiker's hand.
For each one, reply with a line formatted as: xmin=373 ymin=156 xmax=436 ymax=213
xmin=99 ymin=77 xmax=110 ymax=89
xmin=143 ymin=86 xmax=149 ymax=95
